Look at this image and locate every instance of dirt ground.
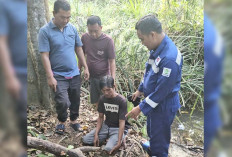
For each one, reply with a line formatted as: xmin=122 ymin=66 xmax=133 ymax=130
xmin=27 ymin=94 xmax=203 ymax=157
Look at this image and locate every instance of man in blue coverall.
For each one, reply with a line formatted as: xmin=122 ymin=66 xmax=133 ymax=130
xmin=126 ymin=15 xmax=183 ymax=157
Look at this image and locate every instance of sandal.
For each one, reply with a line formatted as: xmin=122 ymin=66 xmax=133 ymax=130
xmin=140 ymin=140 xmax=152 ymax=156
xmin=70 ymin=123 xmax=81 ymax=131
xmin=55 ymin=124 xmax=65 ymax=135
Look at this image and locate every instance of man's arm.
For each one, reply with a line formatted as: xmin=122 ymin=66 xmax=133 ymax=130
xmin=0 ymin=36 xmax=21 ymax=98
xmin=40 ymin=52 xmax=57 ymax=92
xmin=78 ymin=51 xmax=87 ymax=72
xmin=110 ymin=119 xmax=125 ymax=154
xmin=78 ymin=57 xmax=82 ymax=70
xmin=75 ymin=46 xmax=89 ymax=80
xmin=38 ymin=28 xmax=57 ymax=91
xmin=117 ymin=119 xmax=125 ymax=144
xmin=109 ymin=59 xmax=116 ymax=80
xmin=94 ymin=112 xmax=104 ymax=146
xmin=79 ymin=36 xmax=85 ymax=70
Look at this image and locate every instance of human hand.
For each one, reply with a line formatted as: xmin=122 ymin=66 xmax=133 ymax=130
xmin=47 ymin=76 xmax=57 ymax=92
xmin=84 ymin=68 xmax=89 ymax=81
xmin=6 ymin=75 xmax=21 ymax=99
xmin=94 ymin=135 xmax=99 ymax=147
xmin=125 ymin=105 xmax=141 ymax=120
xmin=109 ymin=143 xmax=121 ymax=155
xmin=132 ymin=90 xmax=142 ymax=101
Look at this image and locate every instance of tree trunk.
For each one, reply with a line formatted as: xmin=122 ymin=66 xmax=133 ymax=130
xmin=27 ymin=0 xmax=55 ymax=111
xmin=44 ymin=0 xmax=50 ymax=22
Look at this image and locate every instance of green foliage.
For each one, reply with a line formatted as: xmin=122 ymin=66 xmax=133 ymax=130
xmin=67 ymin=145 xmax=74 ymax=150
xmin=38 ymin=134 xmax=47 ymax=140
xmin=127 ymin=101 xmax=134 ymax=112
xmin=141 ymin=124 xmax=148 ymax=137
xmin=123 ymin=0 xmax=143 ymax=18
xmin=28 ymin=126 xmax=37 ymax=137
xmin=28 ymin=126 xmax=47 ymax=140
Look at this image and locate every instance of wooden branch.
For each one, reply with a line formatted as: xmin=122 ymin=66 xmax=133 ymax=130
xmin=125 ymin=141 xmax=135 ymax=157
xmin=79 ymin=146 xmax=101 ymax=152
xmin=27 ymin=136 xmax=85 ymax=157
xmin=119 ymin=150 xmax=125 ymax=157
xmin=81 ymin=87 xmax=90 ymax=94
xmin=128 ymin=137 xmax=145 ymax=156
xmin=125 ymin=136 xmax=148 ymax=157
xmin=170 ymin=141 xmax=202 ymax=155
xmin=58 ymin=135 xmax=68 ymax=144
xmin=170 ymin=141 xmax=204 ymax=151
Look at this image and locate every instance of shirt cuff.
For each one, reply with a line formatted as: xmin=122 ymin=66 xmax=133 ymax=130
xmin=139 ymin=101 xmax=152 ymax=116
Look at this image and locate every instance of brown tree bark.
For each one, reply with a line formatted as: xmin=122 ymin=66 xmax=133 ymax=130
xmin=28 ymin=136 xmax=101 ymax=156
xmin=27 ymin=0 xmax=55 ymax=111
xmin=44 ymin=0 xmax=50 ymax=22
xmin=28 ymin=136 xmax=85 ymax=157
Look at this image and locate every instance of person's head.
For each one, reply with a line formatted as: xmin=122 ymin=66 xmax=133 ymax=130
xmin=87 ymin=15 xmax=102 ymax=39
xmin=100 ymin=76 xmax=115 ymax=98
xmin=135 ymin=14 xmax=164 ymax=50
xmin=53 ymin=0 xmax=71 ymax=29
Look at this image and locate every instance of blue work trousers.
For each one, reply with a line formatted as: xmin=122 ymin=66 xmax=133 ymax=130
xmin=147 ymin=107 xmax=177 ymax=157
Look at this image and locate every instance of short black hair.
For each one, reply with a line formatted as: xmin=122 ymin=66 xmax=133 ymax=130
xmin=135 ymin=14 xmax=162 ymax=34
xmin=100 ymin=76 xmax=114 ymax=90
xmin=54 ymin=0 xmax=70 ymax=14
xmin=87 ymin=15 xmax=101 ymax=26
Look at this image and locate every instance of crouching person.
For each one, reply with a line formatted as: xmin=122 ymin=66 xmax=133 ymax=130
xmin=82 ymin=75 xmax=129 ymax=154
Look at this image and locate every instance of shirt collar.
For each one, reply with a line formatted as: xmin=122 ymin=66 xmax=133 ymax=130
xmin=150 ymin=34 xmax=168 ymax=56
xmin=49 ymin=20 xmax=57 ymax=29
xmin=49 ymin=18 xmax=68 ymax=29
xmin=87 ymin=33 xmax=104 ymax=40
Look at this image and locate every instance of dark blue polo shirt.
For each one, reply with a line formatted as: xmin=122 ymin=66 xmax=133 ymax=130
xmin=38 ymin=20 xmax=83 ymax=77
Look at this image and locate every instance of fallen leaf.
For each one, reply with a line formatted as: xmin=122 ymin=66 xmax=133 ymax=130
xmin=60 ymin=151 xmax=66 ymax=156
xmin=36 ymin=122 xmax=40 ymax=127
xmin=82 ymin=125 xmax=88 ymax=131
xmin=185 ymin=137 xmax=193 ymax=141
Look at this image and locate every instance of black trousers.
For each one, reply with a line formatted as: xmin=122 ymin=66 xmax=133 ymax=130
xmin=54 ymin=75 xmax=81 ymax=122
